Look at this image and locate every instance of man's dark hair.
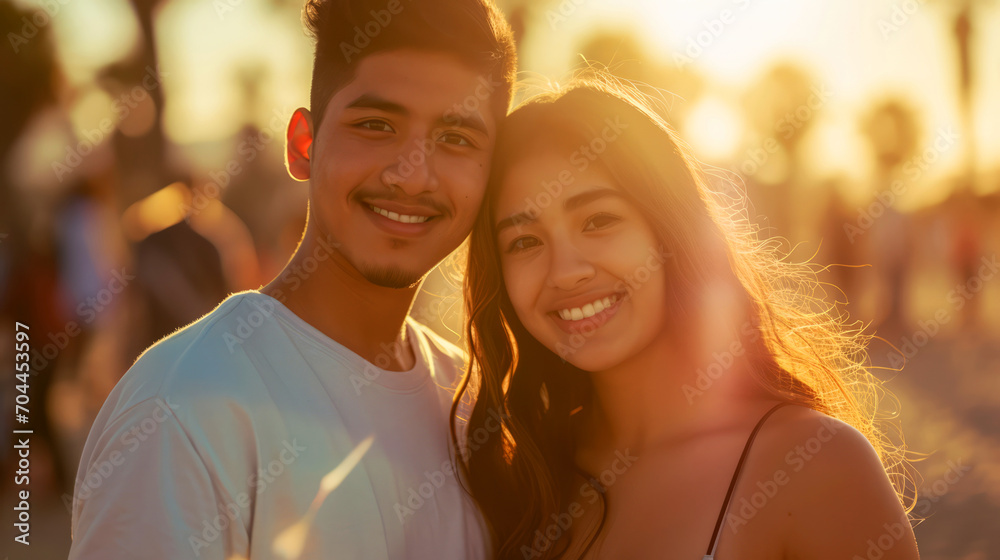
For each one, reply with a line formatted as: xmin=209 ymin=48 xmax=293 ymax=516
xmin=303 ymin=0 xmax=518 ymax=131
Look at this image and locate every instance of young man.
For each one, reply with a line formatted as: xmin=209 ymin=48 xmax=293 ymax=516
xmin=68 ymin=1 xmax=516 ymax=558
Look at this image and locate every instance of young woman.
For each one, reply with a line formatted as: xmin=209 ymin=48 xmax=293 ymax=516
xmin=452 ymin=76 xmax=919 ymax=559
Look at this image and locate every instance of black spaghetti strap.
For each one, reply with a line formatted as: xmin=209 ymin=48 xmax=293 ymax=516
xmin=703 ymin=402 xmax=795 ymax=559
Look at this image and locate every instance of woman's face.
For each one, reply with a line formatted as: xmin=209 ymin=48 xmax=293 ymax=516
xmin=494 ymin=152 xmax=672 ymax=372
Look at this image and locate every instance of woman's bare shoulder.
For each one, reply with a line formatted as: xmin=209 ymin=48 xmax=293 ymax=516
xmin=747 ymin=404 xmax=919 ymax=559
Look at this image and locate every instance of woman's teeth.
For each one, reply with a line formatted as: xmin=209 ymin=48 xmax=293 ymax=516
xmin=369 ymin=204 xmax=430 ymax=224
xmin=557 ymin=294 xmax=619 ymax=321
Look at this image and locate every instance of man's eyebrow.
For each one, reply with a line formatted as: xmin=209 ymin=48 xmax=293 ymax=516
xmin=436 ymin=112 xmax=489 ymax=137
xmin=495 ymin=188 xmax=624 ymax=234
xmin=344 ymin=93 xmax=409 ymax=115
xmin=343 ymin=94 xmax=488 ymax=136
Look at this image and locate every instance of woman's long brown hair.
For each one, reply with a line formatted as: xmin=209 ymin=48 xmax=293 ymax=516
xmin=449 ymin=73 xmax=914 ymax=559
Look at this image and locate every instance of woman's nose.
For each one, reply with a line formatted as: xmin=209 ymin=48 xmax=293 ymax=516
xmin=545 ymin=237 xmax=596 ymax=291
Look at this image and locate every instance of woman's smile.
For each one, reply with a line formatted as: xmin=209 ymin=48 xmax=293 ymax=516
xmin=494 ymin=153 xmax=669 ymax=372
xmin=548 ymin=291 xmax=626 ymax=334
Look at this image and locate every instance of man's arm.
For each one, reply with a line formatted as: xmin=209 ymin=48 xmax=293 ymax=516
xmin=69 ymin=397 xmax=249 ymax=559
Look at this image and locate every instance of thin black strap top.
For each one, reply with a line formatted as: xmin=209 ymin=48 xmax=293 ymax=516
xmin=703 ymin=401 xmax=796 ymax=559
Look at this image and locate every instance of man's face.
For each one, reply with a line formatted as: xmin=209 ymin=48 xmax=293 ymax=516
xmin=304 ymin=49 xmax=498 ymax=288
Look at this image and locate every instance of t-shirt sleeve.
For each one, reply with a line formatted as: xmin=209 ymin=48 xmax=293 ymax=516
xmin=69 ymin=397 xmax=248 ymax=559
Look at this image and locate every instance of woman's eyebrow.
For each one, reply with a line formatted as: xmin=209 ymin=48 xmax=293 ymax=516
xmin=495 ymin=187 xmax=622 ymax=234
xmin=563 ymin=187 xmax=623 ymax=211
xmin=495 ymin=211 xmax=533 ymax=234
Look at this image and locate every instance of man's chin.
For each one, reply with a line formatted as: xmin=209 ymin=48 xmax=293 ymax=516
xmin=361 ymin=265 xmax=425 ymax=289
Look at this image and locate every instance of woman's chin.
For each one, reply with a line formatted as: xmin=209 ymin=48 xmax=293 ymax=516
xmin=549 ymin=343 xmax=625 ymax=373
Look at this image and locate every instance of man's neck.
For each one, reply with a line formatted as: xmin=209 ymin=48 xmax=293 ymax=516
xmin=261 ymin=228 xmax=421 ymax=371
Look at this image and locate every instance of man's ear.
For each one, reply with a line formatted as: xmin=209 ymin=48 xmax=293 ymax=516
xmin=286 ymin=107 xmax=314 ymax=181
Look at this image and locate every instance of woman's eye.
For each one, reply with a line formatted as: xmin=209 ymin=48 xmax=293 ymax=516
xmin=439 ymin=132 xmax=472 ymax=146
xmin=357 ymin=120 xmax=395 ymax=133
xmin=507 ymin=236 xmax=540 ymax=253
xmin=583 ymin=213 xmax=621 ymax=231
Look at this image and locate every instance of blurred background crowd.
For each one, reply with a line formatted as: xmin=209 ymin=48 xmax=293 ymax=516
xmin=1 ymin=0 xmax=998 ymax=557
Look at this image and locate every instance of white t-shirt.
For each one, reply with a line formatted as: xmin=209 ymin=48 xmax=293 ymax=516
xmin=69 ymin=291 xmax=487 ymax=560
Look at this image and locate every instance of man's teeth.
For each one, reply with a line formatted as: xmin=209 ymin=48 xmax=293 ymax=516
xmin=558 ymin=295 xmax=619 ymax=321
xmin=370 ymin=204 xmax=430 ymax=224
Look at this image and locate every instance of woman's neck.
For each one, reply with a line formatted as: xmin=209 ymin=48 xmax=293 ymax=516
xmin=577 ymin=322 xmax=765 ymax=462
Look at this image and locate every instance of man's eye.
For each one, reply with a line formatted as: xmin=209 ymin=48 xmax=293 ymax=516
xmin=507 ymin=236 xmax=540 ymax=253
xmin=439 ymin=132 xmax=472 ymax=146
xmin=357 ymin=120 xmax=395 ymax=133
xmin=583 ymin=213 xmax=621 ymax=231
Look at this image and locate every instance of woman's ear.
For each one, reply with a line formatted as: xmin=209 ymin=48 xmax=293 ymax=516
xmin=285 ymin=107 xmax=314 ymax=181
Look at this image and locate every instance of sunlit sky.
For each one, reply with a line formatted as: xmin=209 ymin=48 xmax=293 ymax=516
xmin=23 ymin=0 xmax=1000 ymax=207
xmin=522 ymin=0 xmax=999 ymax=187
